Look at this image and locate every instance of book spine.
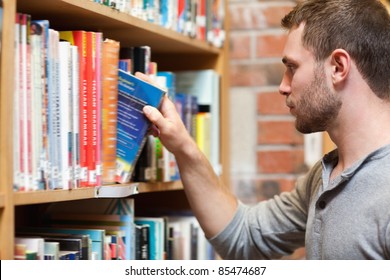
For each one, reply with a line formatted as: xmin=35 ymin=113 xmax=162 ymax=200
xmin=35 ymin=20 xmax=50 ymax=190
xmin=95 ymin=32 xmax=103 ymax=187
xmin=101 ymin=39 xmax=120 ymax=184
xmin=60 ymin=31 xmax=89 ymax=187
xmin=14 ymin=14 xmax=21 ymax=190
xmin=70 ymin=45 xmax=80 ymax=188
xmin=48 ymin=29 xmax=61 ymax=189
xmin=86 ymin=31 xmax=97 ymax=187
xmin=19 ymin=13 xmax=28 ymax=190
xmin=58 ymin=41 xmax=71 ymax=190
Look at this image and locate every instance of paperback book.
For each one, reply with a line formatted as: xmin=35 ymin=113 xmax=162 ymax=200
xmin=116 ymin=70 xmax=166 ymax=183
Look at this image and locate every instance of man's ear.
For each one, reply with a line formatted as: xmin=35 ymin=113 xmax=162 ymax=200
xmin=330 ymin=49 xmax=351 ymax=84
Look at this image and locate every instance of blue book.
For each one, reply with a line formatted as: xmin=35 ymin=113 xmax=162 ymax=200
xmin=135 ymin=217 xmax=165 ymax=260
xmin=116 ymin=70 xmax=166 ymax=183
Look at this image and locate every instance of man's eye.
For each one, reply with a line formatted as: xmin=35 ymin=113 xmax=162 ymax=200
xmin=287 ymin=65 xmax=296 ymax=73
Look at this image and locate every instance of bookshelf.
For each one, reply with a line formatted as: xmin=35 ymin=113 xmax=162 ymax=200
xmin=0 ymin=0 xmax=230 ymax=259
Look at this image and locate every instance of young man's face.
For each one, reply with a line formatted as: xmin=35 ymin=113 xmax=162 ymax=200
xmin=279 ymin=24 xmax=342 ymax=134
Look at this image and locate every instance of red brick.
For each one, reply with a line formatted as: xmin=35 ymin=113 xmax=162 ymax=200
xmin=230 ymin=63 xmax=284 ymax=87
xmin=256 ymin=34 xmax=287 ymax=58
xmin=230 ymin=33 xmax=251 ymax=59
xmin=257 ymin=91 xmax=290 ymax=115
xmin=257 ymin=149 xmax=305 ymax=174
xmin=258 ymin=120 xmax=303 ymax=145
xmin=229 ymin=4 xmax=295 ymax=30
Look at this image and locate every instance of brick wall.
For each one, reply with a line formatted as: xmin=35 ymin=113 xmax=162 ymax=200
xmin=228 ymin=0 xmax=306 ymax=259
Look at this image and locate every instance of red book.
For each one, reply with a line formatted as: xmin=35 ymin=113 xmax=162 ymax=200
xmin=86 ymin=31 xmax=97 ymax=187
xmin=95 ymin=32 xmax=103 ymax=187
xmin=59 ymin=30 xmax=88 ymax=187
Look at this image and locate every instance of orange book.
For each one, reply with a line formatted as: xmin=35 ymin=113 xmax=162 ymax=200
xmin=101 ymin=39 xmax=120 ymax=184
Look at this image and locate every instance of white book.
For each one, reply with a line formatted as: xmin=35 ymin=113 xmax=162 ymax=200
xmin=30 ymin=23 xmax=45 ymax=191
xmin=19 ymin=14 xmax=30 ymax=191
xmin=44 ymin=241 xmax=60 ymax=260
xmin=58 ymin=41 xmax=72 ymax=190
xmin=47 ymin=29 xmax=61 ymax=189
xmin=13 ymin=14 xmax=21 ymax=190
xmin=70 ymin=45 xmax=80 ymax=188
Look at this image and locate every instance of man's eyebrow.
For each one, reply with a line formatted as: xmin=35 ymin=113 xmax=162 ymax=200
xmin=282 ymin=57 xmax=295 ymax=65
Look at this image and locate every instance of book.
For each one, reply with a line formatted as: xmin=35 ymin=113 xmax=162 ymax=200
xmin=135 ymin=223 xmax=150 ymax=260
xmin=48 ymin=212 xmax=134 ymax=260
xmin=196 ymin=110 xmax=211 ymax=161
xmin=58 ymin=41 xmax=72 ymax=190
xmin=101 ymin=39 xmax=120 ymax=184
xmin=31 ymin=19 xmax=50 ymax=191
xmin=47 ymin=28 xmax=61 ymax=189
xmin=175 ymin=70 xmax=221 ymax=175
xmin=59 ymin=30 xmax=89 ymax=187
xmin=17 ymin=231 xmax=90 ymax=260
xmin=95 ymin=32 xmax=103 ymax=187
xmin=70 ymin=45 xmax=80 ymax=188
xmin=13 ymin=13 xmax=21 ymax=191
xmin=30 ymin=20 xmax=45 ymax=191
xmin=43 ymin=241 xmax=60 ymax=260
xmin=18 ymin=226 xmax=105 ymax=260
xmin=135 ymin=217 xmax=165 ymax=260
xmin=86 ymin=31 xmax=98 ymax=187
xmin=115 ymin=70 xmax=166 ymax=183
xmin=14 ymin=237 xmax=45 ymax=260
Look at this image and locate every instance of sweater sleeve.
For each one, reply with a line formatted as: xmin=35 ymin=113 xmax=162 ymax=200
xmin=208 ymin=165 xmax=321 ymax=260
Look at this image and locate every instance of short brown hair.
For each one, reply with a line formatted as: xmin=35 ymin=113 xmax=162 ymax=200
xmin=282 ymin=0 xmax=390 ymax=99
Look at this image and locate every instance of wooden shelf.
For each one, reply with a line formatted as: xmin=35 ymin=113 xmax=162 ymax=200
xmin=13 ymin=181 xmax=183 ymax=206
xmin=17 ymin=0 xmax=220 ymax=54
xmin=0 ymin=193 xmax=4 ymax=208
xmin=1 ymin=0 xmax=229 ymax=260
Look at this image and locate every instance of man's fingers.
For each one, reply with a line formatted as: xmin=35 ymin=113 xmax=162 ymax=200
xmin=143 ymin=105 xmax=164 ymax=129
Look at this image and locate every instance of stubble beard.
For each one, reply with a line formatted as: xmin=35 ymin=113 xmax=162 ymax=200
xmin=294 ymin=65 xmax=342 ymax=134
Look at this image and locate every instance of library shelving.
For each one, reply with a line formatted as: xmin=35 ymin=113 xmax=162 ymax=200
xmin=0 ymin=0 xmax=230 ymax=259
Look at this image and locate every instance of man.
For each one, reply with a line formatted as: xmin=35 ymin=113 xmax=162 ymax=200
xmin=140 ymin=0 xmax=390 ymax=259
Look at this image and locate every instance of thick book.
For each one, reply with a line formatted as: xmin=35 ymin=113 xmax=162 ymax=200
xmin=115 ymin=70 xmax=166 ymax=183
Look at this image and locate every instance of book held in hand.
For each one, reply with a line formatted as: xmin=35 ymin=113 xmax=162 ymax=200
xmin=116 ymin=70 xmax=166 ymax=183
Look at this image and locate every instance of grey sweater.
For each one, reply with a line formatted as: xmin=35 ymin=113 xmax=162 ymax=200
xmin=209 ymin=145 xmax=390 ymax=259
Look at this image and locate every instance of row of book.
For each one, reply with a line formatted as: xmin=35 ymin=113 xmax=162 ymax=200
xmin=13 ymin=13 xmax=220 ymax=191
xmin=91 ymin=0 xmax=226 ymax=47
xmin=15 ymin=198 xmax=215 ymax=260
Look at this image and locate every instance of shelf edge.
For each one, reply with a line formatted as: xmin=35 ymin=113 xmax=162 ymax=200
xmin=13 ymin=181 xmax=184 ymax=205
xmin=0 ymin=193 xmax=4 ymax=208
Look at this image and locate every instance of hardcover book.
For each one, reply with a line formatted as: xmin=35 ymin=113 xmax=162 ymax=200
xmin=115 ymin=70 xmax=166 ymax=183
